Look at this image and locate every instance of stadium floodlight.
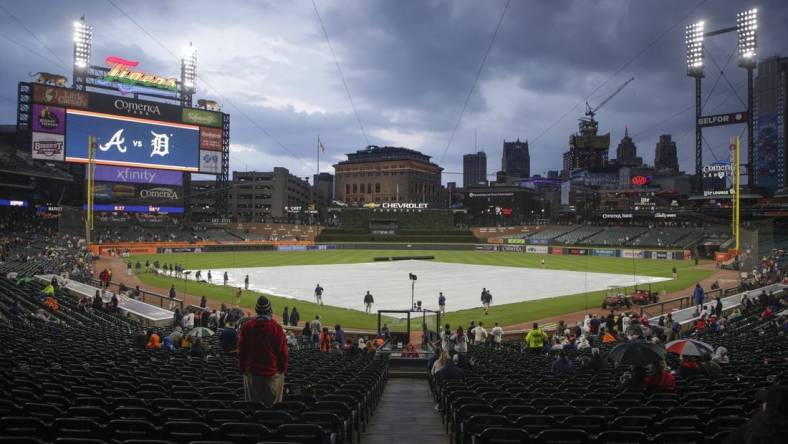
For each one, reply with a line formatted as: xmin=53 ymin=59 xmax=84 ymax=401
xmin=737 ymin=8 xmax=757 ymax=66
xmin=73 ymin=17 xmax=92 ymax=70
xmin=181 ymin=43 xmax=197 ymax=91
xmin=685 ymin=21 xmax=705 ymax=76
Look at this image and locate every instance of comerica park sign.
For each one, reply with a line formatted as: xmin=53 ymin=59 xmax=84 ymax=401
xmin=697 ymin=112 xmax=749 ymax=128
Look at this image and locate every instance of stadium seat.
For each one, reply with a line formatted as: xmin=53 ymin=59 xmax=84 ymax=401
xmin=594 ymin=430 xmax=649 ymax=444
xmin=651 ymin=431 xmax=705 ymax=443
xmin=474 ymin=427 xmax=532 ymax=444
xmin=275 ymin=423 xmax=329 ymax=444
xmin=108 ymin=419 xmax=159 ymax=441
xmin=535 ymin=429 xmax=589 ymax=444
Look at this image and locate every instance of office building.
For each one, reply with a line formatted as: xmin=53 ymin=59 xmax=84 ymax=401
xmin=754 ymin=56 xmax=787 ymax=193
xmin=334 ymin=145 xmax=443 ymax=206
xmin=463 ymin=151 xmax=487 ymax=187
xmin=654 ymin=134 xmax=680 ymax=173
xmin=502 ymin=139 xmax=530 ymax=180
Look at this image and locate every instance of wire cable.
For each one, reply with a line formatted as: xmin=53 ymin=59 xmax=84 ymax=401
xmin=311 ymin=0 xmax=370 ymax=147
xmin=0 ymin=4 xmax=68 ymax=69
xmin=531 ymin=0 xmax=709 ymax=144
xmin=105 ymin=0 xmax=309 ymax=169
xmin=438 ymin=0 xmax=511 ymax=164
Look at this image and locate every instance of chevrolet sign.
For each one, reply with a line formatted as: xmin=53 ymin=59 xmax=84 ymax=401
xmin=697 ymin=112 xmax=749 ymax=128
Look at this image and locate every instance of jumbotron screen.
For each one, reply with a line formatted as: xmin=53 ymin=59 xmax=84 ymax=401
xmin=29 ymin=84 xmax=223 ymax=174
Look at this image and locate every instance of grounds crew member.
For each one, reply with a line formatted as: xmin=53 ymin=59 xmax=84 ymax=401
xmin=438 ymin=292 xmax=446 ymax=315
xmin=364 ymin=290 xmax=374 ymax=313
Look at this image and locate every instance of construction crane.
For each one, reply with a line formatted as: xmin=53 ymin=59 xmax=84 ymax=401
xmin=579 ymin=76 xmax=635 ymax=135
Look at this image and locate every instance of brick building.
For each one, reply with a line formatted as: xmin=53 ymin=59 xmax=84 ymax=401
xmin=334 ymin=145 xmax=443 ymax=206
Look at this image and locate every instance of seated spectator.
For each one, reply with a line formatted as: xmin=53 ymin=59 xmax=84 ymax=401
xmin=550 ymin=336 xmax=564 ymax=351
xmin=145 ymin=332 xmax=161 ymax=350
xmin=287 ymin=331 xmax=300 ymax=349
xmin=402 ymin=343 xmax=419 ymax=358
xmin=725 ymin=385 xmax=788 ymax=444
xmin=712 ymin=346 xmax=730 ymax=364
xmin=169 ymin=326 xmax=183 ymax=348
xmin=136 ymin=330 xmax=149 ymax=349
xmin=643 ymin=360 xmax=676 ymax=391
xmin=162 ymin=335 xmax=175 ymax=352
xmin=77 ymin=295 xmax=89 ymax=312
xmin=438 ymin=356 xmax=464 ymax=379
xmin=602 ymin=331 xmax=617 ymax=343
xmin=45 ymin=296 xmax=59 ymax=311
xmin=219 ymin=322 xmax=238 ymax=353
xmin=110 ymin=292 xmax=119 ymax=312
xmin=575 ymin=335 xmax=591 ymax=350
xmin=677 ymin=355 xmax=701 ymax=378
xmin=92 ymin=290 xmax=103 ymax=310
xmin=700 ymin=354 xmax=722 ymax=377
xmin=581 ymin=348 xmax=607 ymax=370
xmin=190 ymin=337 xmax=205 ymax=357
xmin=431 ymin=350 xmax=450 ymax=375
xmin=761 ymin=306 xmax=774 ymax=320
xmin=181 ymin=334 xmax=192 ymax=349
xmin=551 ymin=350 xmax=573 ymax=374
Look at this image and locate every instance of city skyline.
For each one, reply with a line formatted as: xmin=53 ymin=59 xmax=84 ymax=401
xmin=0 ymin=0 xmax=787 ymax=183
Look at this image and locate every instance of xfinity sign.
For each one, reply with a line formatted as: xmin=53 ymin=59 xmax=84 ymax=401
xmin=697 ymin=112 xmax=749 ymax=128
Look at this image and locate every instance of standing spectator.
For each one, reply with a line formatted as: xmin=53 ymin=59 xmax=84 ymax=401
xmin=173 ymin=307 xmax=183 ymax=328
xmin=238 ymin=296 xmax=288 ymax=406
xmin=525 ymin=323 xmax=546 ymax=354
xmin=714 ymin=296 xmax=723 ymax=318
xmin=481 ymin=288 xmax=492 ymax=315
xmin=693 ymin=283 xmax=704 ymax=309
xmin=364 ymin=291 xmax=374 ymax=313
xmin=590 ymin=315 xmax=601 ymax=335
xmin=200 ymin=295 xmax=207 ymax=309
xmin=223 ymin=271 xmax=229 ymax=286
xmin=309 ymin=316 xmax=322 ymax=348
xmin=289 ymin=307 xmax=300 ymax=326
xmin=244 ymin=274 xmax=250 ymax=290
xmin=168 ymin=285 xmax=177 ymax=310
xmin=441 ymin=324 xmax=453 ymax=353
xmin=381 ymin=324 xmax=391 ymax=341
xmin=451 ymin=326 xmax=469 ymax=360
xmin=282 ymin=306 xmax=289 ymax=326
xmin=219 ymin=322 xmax=237 ymax=353
xmin=110 ymin=292 xmax=119 ymax=312
xmin=472 ymin=321 xmax=488 ymax=345
xmin=319 ymin=327 xmax=331 ymax=352
xmin=314 ymin=283 xmax=324 ymax=305
xmin=334 ymin=324 xmax=345 ymax=346
xmin=490 ymin=322 xmax=503 ymax=350
xmin=438 ymin=292 xmax=446 ymax=315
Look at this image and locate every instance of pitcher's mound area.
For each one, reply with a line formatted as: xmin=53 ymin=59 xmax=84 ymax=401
xmin=190 ymin=260 xmax=669 ymax=314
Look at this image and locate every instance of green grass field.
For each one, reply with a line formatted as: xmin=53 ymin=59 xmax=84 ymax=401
xmin=130 ymin=250 xmax=713 ymax=331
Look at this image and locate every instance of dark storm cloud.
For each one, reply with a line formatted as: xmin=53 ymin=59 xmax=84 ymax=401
xmin=0 ymin=0 xmax=786 ymax=180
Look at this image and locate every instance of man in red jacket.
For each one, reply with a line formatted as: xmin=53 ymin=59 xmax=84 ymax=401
xmin=238 ymin=295 xmax=288 ymax=406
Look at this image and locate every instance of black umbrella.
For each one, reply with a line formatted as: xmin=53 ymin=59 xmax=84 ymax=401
xmin=607 ymin=340 xmax=666 ymax=366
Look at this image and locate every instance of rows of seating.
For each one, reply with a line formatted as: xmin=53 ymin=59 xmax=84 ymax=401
xmin=552 ymin=227 xmax=603 ymax=245
xmin=0 ymin=276 xmax=388 ymax=444
xmin=432 ymin=313 xmax=787 ymax=444
xmin=578 ymin=227 xmax=648 ymax=247
xmin=629 ymin=228 xmax=695 ymax=249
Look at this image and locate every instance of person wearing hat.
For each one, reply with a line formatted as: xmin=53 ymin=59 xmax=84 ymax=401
xmin=237 ymin=295 xmax=288 ymax=406
xmin=725 ymin=385 xmax=788 ymax=444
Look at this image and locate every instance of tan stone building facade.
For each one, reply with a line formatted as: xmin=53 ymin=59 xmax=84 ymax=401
xmin=334 ymin=146 xmax=443 ymax=206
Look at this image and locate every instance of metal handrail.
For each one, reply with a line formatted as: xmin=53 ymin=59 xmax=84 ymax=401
xmin=90 ymin=278 xmax=183 ymax=311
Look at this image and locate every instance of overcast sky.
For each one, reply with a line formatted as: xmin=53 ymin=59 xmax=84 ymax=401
xmin=1 ymin=0 xmax=786 ymax=183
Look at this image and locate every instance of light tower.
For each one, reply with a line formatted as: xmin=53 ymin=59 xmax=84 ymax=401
xmin=737 ymin=8 xmax=758 ymax=182
xmin=685 ymin=21 xmax=705 ymax=192
xmin=181 ymin=43 xmax=197 ymax=108
xmin=72 ymin=16 xmax=93 ymax=91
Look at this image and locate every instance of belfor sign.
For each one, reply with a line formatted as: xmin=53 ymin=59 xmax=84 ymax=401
xmin=697 ymin=112 xmax=749 ymax=128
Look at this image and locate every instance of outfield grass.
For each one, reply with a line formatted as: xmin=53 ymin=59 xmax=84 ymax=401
xmin=130 ymin=250 xmax=713 ymax=331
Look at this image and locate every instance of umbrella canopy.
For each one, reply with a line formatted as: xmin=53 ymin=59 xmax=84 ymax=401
xmin=665 ymin=339 xmax=714 ymax=357
xmin=188 ymin=327 xmax=214 ymax=338
xmin=608 ymin=340 xmax=666 ymax=366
